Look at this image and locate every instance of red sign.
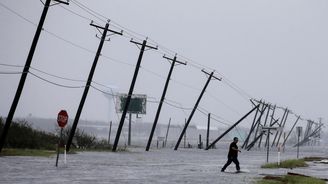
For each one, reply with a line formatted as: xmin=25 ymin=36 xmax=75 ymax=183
xmin=57 ymin=110 xmax=68 ymax=128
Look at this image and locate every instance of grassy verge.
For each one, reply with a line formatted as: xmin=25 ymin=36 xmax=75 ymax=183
xmin=256 ymin=175 xmax=325 ymax=184
xmin=261 ymin=159 xmax=308 ymax=169
xmin=303 ymin=156 xmax=328 ymax=162
xmin=0 ymin=148 xmax=56 ymax=157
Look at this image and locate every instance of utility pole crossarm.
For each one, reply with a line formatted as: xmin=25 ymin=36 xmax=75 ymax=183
xmin=163 ymin=55 xmax=187 ymax=65
xmin=201 ymin=69 xmax=222 ymax=81
xmin=90 ymin=21 xmax=123 ymax=35
xmin=130 ymin=39 xmax=158 ymax=50
xmin=52 ymin=0 xmax=69 ymax=5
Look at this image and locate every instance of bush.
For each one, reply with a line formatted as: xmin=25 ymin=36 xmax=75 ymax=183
xmin=0 ymin=117 xmax=58 ymax=150
xmin=0 ymin=117 xmax=124 ymax=152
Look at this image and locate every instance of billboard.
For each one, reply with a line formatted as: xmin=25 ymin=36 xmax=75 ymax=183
xmin=115 ymin=94 xmax=147 ymax=114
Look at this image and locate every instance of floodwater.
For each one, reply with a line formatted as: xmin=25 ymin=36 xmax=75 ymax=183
xmin=0 ymin=144 xmax=327 ymax=184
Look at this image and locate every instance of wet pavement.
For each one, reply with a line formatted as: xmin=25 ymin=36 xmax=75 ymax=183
xmin=0 ymin=144 xmax=327 ymax=184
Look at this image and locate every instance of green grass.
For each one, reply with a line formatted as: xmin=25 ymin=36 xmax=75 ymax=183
xmin=303 ymin=156 xmax=328 ymax=162
xmin=261 ymin=159 xmax=308 ymax=169
xmin=256 ymin=175 xmax=325 ymax=184
xmin=0 ymin=148 xmax=56 ymax=157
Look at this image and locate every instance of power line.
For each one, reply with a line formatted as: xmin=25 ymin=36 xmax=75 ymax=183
xmin=0 ymin=71 xmax=24 ymax=75
xmin=0 ymin=2 xmax=37 ymax=26
xmin=1 ymin=1 xmax=315 ymax=126
xmin=29 ymin=71 xmax=85 ymax=88
xmin=0 ymin=1 xmax=251 ymax=107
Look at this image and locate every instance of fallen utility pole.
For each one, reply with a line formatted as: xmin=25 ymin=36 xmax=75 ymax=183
xmin=242 ymin=101 xmax=261 ymax=148
xmin=66 ymin=21 xmax=122 ymax=152
xmin=205 ymin=104 xmax=260 ymax=150
xmin=112 ymin=39 xmax=157 ymax=152
xmin=282 ymin=115 xmax=300 ymax=147
xmin=271 ymin=108 xmax=288 ymax=147
xmin=242 ymin=102 xmax=265 ymax=149
xmin=174 ymin=70 xmax=221 ymax=150
xmin=265 ymin=105 xmax=276 ymax=148
xmin=258 ymin=104 xmax=271 ymax=148
xmin=0 ymin=0 xmax=69 ymax=152
xmin=275 ymin=109 xmax=289 ymax=147
xmin=146 ymin=55 xmax=186 ymax=151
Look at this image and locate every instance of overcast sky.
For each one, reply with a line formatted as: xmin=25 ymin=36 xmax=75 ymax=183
xmin=0 ymin=0 xmax=327 ymax=130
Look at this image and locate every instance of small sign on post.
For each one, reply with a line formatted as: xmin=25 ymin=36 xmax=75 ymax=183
xmin=56 ymin=110 xmax=68 ymax=167
xmin=57 ymin=110 xmax=68 ymax=128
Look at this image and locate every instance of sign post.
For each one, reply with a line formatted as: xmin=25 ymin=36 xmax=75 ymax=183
xmin=261 ymin=126 xmax=281 ymax=163
xmin=56 ymin=110 xmax=68 ymax=167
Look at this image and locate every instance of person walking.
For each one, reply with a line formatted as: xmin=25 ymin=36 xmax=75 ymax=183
xmin=221 ymin=137 xmax=241 ymax=172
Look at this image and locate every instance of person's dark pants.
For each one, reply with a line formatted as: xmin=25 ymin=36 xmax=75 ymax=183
xmin=221 ymin=156 xmax=240 ymax=171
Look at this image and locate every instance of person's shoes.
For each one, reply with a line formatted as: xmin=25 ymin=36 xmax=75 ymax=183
xmin=236 ymin=170 xmax=241 ymax=173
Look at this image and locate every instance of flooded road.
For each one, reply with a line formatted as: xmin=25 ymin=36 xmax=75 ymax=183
xmin=1 ymin=144 xmax=327 ymax=184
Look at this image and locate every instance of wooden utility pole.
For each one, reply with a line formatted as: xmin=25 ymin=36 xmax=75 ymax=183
xmin=146 ymin=55 xmax=186 ymax=151
xmin=112 ymin=39 xmax=157 ymax=152
xmin=66 ymin=21 xmax=122 ymax=152
xmin=174 ymin=70 xmax=221 ymax=150
xmin=0 ymin=0 xmax=69 ymax=152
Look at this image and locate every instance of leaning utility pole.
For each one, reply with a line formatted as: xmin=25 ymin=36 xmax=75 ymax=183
xmin=66 ymin=21 xmax=123 ymax=152
xmin=174 ymin=70 xmax=221 ymax=150
xmin=0 ymin=0 xmax=69 ymax=152
xmin=146 ymin=55 xmax=186 ymax=151
xmin=112 ymin=39 xmax=157 ymax=152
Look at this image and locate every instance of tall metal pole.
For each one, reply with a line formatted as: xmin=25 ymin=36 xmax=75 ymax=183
xmin=206 ymin=113 xmax=211 ymax=148
xmin=0 ymin=0 xmax=69 ymax=152
xmin=164 ymin=118 xmax=171 ymax=147
xmin=112 ymin=39 xmax=157 ymax=152
xmin=108 ymin=121 xmax=112 ymax=145
xmin=66 ymin=22 xmax=122 ymax=152
xmin=297 ymin=131 xmax=300 ymax=158
xmin=128 ymin=112 xmax=132 ymax=146
xmin=146 ymin=55 xmax=186 ymax=151
xmin=205 ymin=104 xmax=260 ymax=150
xmin=174 ymin=71 xmax=219 ymax=150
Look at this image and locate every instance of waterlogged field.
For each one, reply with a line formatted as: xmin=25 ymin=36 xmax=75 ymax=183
xmin=0 ymin=144 xmax=327 ymax=184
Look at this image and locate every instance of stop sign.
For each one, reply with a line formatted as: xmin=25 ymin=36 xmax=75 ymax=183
xmin=57 ymin=110 xmax=68 ymax=128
